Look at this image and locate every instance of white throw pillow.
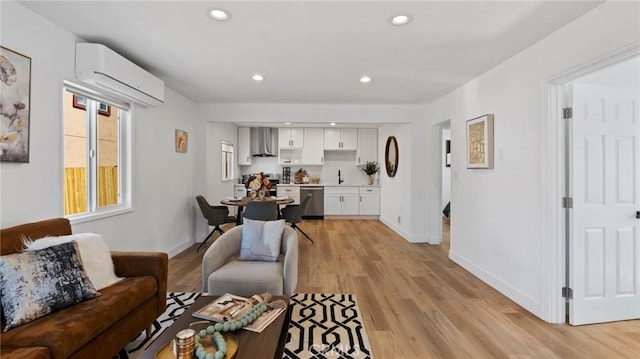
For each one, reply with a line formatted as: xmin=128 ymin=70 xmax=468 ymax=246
xmin=23 ymin=233 xmax=123 ymax=290
xmin=239 ymin=219 xmax=285 ymax=262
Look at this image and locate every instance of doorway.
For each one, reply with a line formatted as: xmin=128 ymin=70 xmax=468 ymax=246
xmin=441 ymin=123 xmax=451 ymax=250
xmin=431 ymin=120 xmax=451 ymax=248
xmin=562 ymin=55 xmax=640 ymax=325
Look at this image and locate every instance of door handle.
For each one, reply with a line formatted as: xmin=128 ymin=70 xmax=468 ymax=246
xmin=636 ymin=211 xmax=640 ymax=219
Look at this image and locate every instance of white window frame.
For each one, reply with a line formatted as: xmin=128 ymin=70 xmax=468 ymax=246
xmin=63 ymin=83 xmax=133 ymax=224
xmin=222 ymin=141 xmax=234 ymax=182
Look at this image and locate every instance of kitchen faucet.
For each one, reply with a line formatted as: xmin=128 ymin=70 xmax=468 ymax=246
xmin=338 ymin=170 xmax=344 ymax=184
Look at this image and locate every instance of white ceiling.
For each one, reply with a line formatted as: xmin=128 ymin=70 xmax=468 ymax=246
xmin=21 ymin=1 xmax=602 ymax=104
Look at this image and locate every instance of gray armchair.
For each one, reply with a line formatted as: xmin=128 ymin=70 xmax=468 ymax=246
xmin=202 ymin=225 xmax=298 ymax=297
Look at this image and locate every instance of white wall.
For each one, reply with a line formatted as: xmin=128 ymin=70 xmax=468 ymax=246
xmin=425 ymin=1 xmax=640 ymax=320
xmin=202 ymin=122 xmax=239 ymax=226
xmin=378 ymin=124 xmax=414 ymax=239
xmin=0 ymin=2 xmax=206 ymax=256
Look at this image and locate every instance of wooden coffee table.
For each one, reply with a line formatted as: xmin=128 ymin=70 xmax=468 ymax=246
xmin=139 ymin=296 xmax=290 ymax=359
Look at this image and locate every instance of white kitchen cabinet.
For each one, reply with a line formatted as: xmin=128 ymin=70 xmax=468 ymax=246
xmin=237 ymin=127 xmax=252 ymax=165
xmin=324 ymin=186 xmax=359 ymax=215
xmin=277 ymin=185 xmax=300 ymax=204
xmin=302 ymin=128 xmax=324 ymax=165
xmin=279 ymin=128 xmax=304 ymax=149
xmin=278 ymin=148 xmax=302 ymax=165
xmin=323 ymin=128 xmax=357 ymax=150
xmin=359 ymin=186 xmax=380 ymax=215
xmin=356 ymin=128 xmax=377 ymax=166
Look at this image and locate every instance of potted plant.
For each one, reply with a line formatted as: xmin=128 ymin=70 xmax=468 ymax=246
xmin=362 ymin=161 xmax=379 ymax=185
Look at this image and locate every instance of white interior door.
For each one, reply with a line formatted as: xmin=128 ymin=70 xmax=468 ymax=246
xmin=569 ymin=83 xmax=640 ymax=325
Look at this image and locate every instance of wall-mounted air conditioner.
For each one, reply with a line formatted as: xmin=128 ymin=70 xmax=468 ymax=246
xmin=75 ymin=43 xmax=164 ymax=107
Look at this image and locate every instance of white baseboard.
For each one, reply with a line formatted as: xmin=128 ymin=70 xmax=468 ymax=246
xmin=379 ymin=217 xmax=428 ymax=243
xmin=449 ymin=250 xmax=544 ymax=320
xmin=167 ymin=238 xmax=193 ymax=258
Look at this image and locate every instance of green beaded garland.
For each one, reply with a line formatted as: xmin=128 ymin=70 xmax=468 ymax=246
xmin=192 ymin=301 xmax=274 ymax=359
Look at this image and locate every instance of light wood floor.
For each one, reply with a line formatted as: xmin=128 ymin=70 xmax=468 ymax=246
xmin=168 ymin=219 xmax=640 ymax=358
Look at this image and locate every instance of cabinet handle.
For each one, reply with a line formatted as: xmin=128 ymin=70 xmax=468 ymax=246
xmin=358 ymin=157 xmax=360 ymax=163
xmin=360 ymin=196 xmax=362 ymax=202
xmin=321 ymin=156 xmax=323 ymax=163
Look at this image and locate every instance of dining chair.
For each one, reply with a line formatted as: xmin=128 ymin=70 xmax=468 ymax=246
xmin=280 ymin=194 xmax=314 ymax=244
xmin=242 ymin=200 xmax=279 ymax=221
xmin=195 ymin=195 xmax=236 ymax=251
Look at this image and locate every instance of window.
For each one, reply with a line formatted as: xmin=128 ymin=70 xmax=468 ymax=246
xmin=63 ymin=86 xmax=131 ymax=220
xmin=221 ymin=141 xmax=234 ymax=181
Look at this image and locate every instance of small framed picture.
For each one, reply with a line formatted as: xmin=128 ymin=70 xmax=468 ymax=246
xmin=466 ymin=114 xmax=494 ymax=169
xmin=175 ymin=129 xmax=188 ymax=153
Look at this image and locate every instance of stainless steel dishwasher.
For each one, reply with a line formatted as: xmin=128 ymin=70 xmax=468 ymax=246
xmin=301 ymin=186 xmax=324 ymax=219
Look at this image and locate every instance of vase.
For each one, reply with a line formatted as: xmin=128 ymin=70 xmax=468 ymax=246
xmin=367 ymin=175 xmax=374 ymax=185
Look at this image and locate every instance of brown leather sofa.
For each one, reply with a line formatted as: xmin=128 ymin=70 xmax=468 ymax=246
xmin=0 ymin=218 xmax=168 ymax=359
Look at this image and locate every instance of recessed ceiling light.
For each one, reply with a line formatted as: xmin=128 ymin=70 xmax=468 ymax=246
xmin=209 ymin=9 xmax=231 ymax=21
xmin=360 ymin=76 xmax=372 ymax=83
xmin=252 ymin=74 xmax=264 ymax=81
xmin=285 ymin=122 xmax=291 ymax=125
xmin=330 ymin=123 xmax=337 ymax=126
xmin=390 ymin=14 xmax=411 ymax=26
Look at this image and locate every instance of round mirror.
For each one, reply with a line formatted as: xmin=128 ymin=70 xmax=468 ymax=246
xmin=385 ymin=136 xmax=398 ymax=177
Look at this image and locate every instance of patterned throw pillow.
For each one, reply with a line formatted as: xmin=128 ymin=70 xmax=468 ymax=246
xmin=0 ymin=241 xmax=100 ymax=331
xmin=23 ymin=233 xmax=123 ymax=290
xmin=239 ymin=218 xmax=285 ymax=262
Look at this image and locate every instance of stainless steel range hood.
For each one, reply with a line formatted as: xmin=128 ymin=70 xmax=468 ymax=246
xmin=250 ymin=127 xmax=276 ymax=157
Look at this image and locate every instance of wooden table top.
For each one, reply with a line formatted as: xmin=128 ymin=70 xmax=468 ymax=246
xmin=139 ymin=296 xmax=290 ymax=359
xmin=220 ymin=196 xmax=294 ymax=207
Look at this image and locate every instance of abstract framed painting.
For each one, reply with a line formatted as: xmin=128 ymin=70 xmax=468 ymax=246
xmin=175 ymin=129 xmax=188 ymax=153
xmin=0 ymin=46 xmax=31 ymax=163
xmin=466 ymin=114 xmax=494 ymax=169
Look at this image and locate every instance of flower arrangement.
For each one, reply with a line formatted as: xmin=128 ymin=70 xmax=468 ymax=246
xmin=245 ymin=172 xmax=271 ymax=191
xmin=362 ymin=161 xmax=379 ymax=176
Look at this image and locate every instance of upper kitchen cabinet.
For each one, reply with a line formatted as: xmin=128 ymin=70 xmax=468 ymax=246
xmin=356 ymin=128 xmax=377 ymax=165
xmin=237 ymin=127 xmax=252 ymax=165
xmin=279 ymin=128 xmax=304 ymax=149
xmin=302 ymin=128 xmax=324 ymax=165
xmin=323 ymin=128 xmax=357 ymax=150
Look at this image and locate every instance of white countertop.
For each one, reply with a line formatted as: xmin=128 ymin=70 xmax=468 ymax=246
xmin=278 ymin=183 xmax=379 ymax=187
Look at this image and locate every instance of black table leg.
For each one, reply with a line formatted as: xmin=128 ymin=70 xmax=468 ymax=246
xmin=236 ymin=206 xmax=244 ymax=225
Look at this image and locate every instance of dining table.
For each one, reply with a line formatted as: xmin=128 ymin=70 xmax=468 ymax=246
xmin=221 ymin=196 xmax=295 ymax=225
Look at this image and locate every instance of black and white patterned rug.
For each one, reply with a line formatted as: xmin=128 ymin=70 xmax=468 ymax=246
xmin=116 ymin=292 xmax=373 ymax=359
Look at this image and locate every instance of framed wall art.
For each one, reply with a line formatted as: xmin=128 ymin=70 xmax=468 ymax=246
xmin=175 ymin=129 xmax=188 ymax=153
xmin=0 ymin=46 xmax=31 ymax=163
xmin=466 ymin=114 xmax=494 ymax=169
